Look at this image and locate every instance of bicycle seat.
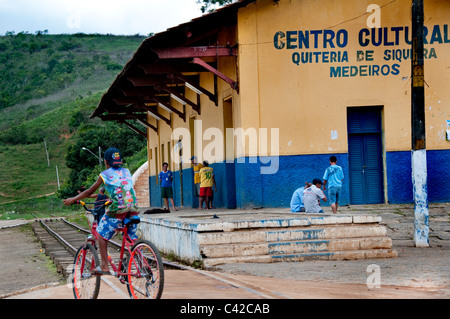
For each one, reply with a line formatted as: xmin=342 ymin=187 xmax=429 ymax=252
xmin=123 ymin=215 xmax=140 ymax=226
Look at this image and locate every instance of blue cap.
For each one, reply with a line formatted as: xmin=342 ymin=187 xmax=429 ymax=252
xmin=104 ymin=147 xmax=122 ymax=167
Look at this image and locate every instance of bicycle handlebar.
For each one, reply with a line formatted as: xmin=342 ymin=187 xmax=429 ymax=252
xmin=77 ymin=200 xmax=112 ymax=212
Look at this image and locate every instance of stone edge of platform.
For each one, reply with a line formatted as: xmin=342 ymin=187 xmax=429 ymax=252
xmin=140 ymin=213 xmax=382 ymax=232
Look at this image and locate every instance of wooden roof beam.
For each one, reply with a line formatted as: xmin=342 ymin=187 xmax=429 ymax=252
xmin=103 ymin=105 xmax=148 ymax=114
xmin=152 ymin=46 xmax=237 ymax=59
xmin=192 ymin=57 xmax=238 ymax=92
xmin=132 ymin=115 xmax=158 ymax=133
xmin=168 ymin=73 xmax=217 ymax=106
xmin=99 ymin=113 xmax=147 ymax=121
xmin=139 ymin=104 xmax=171 ymax=126
xmin=120 ymin=87 xmax=160 ymax=97
xmin=112 ymin=96 xmax=142 ymax=105
xmin=138 ymin=62 xmax=214 ymax=75
xmin=152 ymin=97 xmax=186 ymax=122
xmin=119 ymin=120 xmax=147 ymax=138
xmin=156 ymin=85 xmax=200 ymax=113
xmin=127 ymin=76 xmax=183 ymax=87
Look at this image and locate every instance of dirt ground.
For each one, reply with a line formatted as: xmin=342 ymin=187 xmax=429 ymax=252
xmin=215 ymin=204 xmax=450 ymax=298
xmin=1 ymin=204 xmax=449 ymax=299
xmin=0 ymin=225 xmax=63 ymax=297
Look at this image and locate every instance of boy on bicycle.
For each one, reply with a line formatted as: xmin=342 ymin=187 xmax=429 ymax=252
xmin=63 ymin=147 xmax=139 ymax=275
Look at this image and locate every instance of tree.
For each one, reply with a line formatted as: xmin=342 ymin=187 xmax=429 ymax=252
xmin=197 ymin=0 xmax=237 ymax=13
xmin=59 ymin=121 xmax=147 ymax=197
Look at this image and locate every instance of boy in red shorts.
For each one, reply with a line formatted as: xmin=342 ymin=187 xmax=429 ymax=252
xmin=199 ymin=161 xmax=214 ymax=209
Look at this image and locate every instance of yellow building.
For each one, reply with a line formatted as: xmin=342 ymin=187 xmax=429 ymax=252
xmin=92 ymin=0 xmax=450 ymax=208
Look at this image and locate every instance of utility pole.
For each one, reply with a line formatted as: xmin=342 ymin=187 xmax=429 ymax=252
xmin=56 ymin=165 xmax=60 ymax=189
xmin=411 ymin=0 xmax=429 ymax=247
xmin=98 ymin=146 xmax=102 ymax=166
xmin=44 ymin=139 xmax=50 ymax=167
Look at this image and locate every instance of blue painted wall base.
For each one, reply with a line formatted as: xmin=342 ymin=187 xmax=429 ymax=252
xmin=147 ymin=149 xmax=450 ymax=209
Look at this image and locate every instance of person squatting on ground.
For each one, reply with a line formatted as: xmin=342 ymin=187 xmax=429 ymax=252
xmin=63 ymin=147 xmax=139 ymax=275
xmin=159 ymin=162 xmax=177 ymax=211
xmin=290 ymin=182 xmax=312 ymax=213
xmin=323 ymin=156 xmax=344 ymax=214
xmin=303 ymin=178 xmax=327 ymax=213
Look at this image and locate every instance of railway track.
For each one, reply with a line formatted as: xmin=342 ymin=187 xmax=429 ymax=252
xmin=31 ymin=217 xmax=182 ymax=277
xmin=31 ymin=217 xmax=290 ymax=299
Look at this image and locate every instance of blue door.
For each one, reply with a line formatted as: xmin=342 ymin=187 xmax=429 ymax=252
xmin=347 ymin=107 xmax=384 ymax=204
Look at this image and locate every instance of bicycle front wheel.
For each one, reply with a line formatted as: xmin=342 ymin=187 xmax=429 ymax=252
xmin=72 ymin=243 xmax=101 ymax=299
xmin=127 ymin=240 xmax=164 ymax=299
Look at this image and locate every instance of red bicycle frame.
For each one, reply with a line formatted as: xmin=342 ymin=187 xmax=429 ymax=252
xmin=80 ymin=201 xmax=137 ymax=278
xmin=75 ymin=200 xmax=163 ymax=299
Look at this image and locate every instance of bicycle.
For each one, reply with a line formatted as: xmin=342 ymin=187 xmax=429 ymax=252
xmin=71 ymin=200 xmax=164 ymax=299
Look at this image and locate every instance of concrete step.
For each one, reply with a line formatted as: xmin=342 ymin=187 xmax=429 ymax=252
xmin=200 ymin=236 xmax=392 ymax=258
xmin=197 ymin=224 xmax=387 ymax=245
xmin=138 ymin=210 xmax=397 ymax=267
xmin=203 ymin=248 xmax=398 ymax=267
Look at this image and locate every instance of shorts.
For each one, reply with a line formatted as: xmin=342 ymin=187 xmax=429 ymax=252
xmin=199 ymin=187 xmax=213 ymax=197
xmin=194 ymin=183 xmax=201 ymax=197
xmin=328 ymin=186 xmax=341 ymax=204
xmin=161 ymin=186 xmax=173 ymax=199
xmin=97 ymin=213 xmax=138 ymax=241
xmin=93 ymin=207 xmax=105 ymax=224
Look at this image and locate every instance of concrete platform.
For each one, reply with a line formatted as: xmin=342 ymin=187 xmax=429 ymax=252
xmin=131 ymin=207 xmax=397 ymax=268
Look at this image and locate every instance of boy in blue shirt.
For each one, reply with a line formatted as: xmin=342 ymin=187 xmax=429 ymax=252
xmin=290 ymin=182 xmax=312 ymax=212
xmin=159 ymin=162 xmax=177 ymax=211
xmin=323 ymin=156 xmax=344 ymax=214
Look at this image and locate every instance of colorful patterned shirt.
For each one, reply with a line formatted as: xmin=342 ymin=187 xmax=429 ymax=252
xmin=99 ymin=167 xmax=139 ymax=215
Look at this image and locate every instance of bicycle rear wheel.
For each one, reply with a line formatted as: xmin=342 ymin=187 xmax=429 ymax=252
xmin=72 ymin=243 xmax=101 ymax=299
xmin=127 ymin=240 xmax=164 ymax=299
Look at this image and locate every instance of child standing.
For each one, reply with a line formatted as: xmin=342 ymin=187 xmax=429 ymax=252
xmin=159 ymin=162 xmax=176 ymax=211
xmin=323 ymin=156 xmax=344 ymax=214
xmin=199 ymin=161 xmax=214 ymax=209
xmin=190 ymin=156 xmax=204 ymax=208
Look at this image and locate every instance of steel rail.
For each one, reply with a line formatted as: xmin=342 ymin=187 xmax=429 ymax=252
xmin=36 ymin=217 xmax=285 ymax=299
xmin=61 ymin=218 xmax=184 ymax=270
xmin=38 ymin=218 xmax=77 ymax=254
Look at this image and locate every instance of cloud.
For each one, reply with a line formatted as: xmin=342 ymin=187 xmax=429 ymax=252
xmin=0 ymin=0 xmax=203 ymax=35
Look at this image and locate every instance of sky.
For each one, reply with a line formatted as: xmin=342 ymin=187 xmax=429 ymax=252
xmin=0 ymin=0 xmax=205 ymax=36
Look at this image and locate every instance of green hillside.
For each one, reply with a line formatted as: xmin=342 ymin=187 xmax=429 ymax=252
xmin=0 ymin=32 xmax=147 ymax=209
xmin=0 ymin=32 xmax=142 ymax=110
